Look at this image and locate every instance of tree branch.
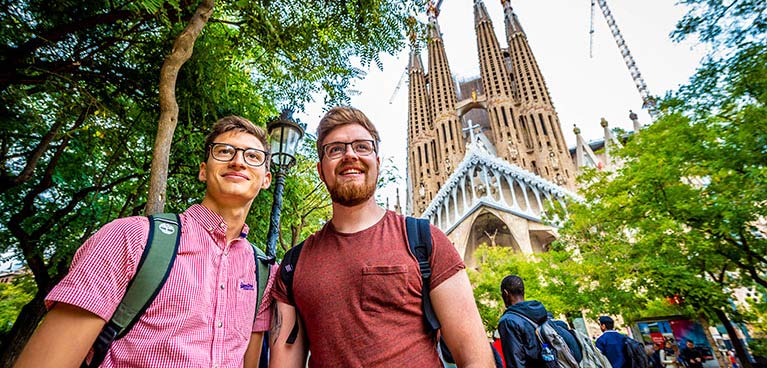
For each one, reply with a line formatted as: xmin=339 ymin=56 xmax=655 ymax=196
xmin=146 ymin=0 xmax=215 ymax=215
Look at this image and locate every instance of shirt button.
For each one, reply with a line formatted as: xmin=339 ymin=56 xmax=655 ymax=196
xmin=219 ymin=222 xmax=225 ymax=228
xmin=207 ymin=226 xmax=214 ymax=232
xmin=219 ymin=284 xmax=225 ymax=290
xmin=217 ymin=321 xmax=223 ymax=328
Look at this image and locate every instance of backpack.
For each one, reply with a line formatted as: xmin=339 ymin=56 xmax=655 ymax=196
xmin=572 ymin=328 xmax=611 ymax=368
xmin=280 ymin=217 xmax=437 ymax=343
xmin=624 ymin=336 xmax=651 ymax=368
xmin=281 ymin=216 xmax=486 ymax=364
xmin=84 ymin=213 xmax=272 ymax=368
xmin=510 ymin=312 xmax=580 ymax=368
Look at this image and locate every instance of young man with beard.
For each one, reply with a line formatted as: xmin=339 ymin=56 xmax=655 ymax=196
xmin=17 ymin=116 xmax=275 ymax=368
xmin=269 ymin=106 xmax=494 ymax=367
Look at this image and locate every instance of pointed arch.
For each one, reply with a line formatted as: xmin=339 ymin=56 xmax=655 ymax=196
xmin=464 ymin=211 xmax=520 ymax=268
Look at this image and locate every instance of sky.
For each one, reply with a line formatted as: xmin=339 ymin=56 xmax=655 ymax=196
xmin=298 ymin=0 xmax=707 ymax=210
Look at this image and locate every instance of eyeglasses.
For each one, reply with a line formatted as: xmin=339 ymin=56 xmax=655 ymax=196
xmin=209 ymin=143 xmax=269 ymax=167
xmin=321 ymin=140 xmax=376 ymax=160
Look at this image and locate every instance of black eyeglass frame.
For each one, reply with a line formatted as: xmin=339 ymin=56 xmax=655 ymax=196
xmin=320 ymin=139 xmax=378 ymax=160
xmin=208 ymin=142 xmax=270 ymax=167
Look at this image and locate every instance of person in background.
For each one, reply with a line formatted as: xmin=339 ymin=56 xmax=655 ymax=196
xmin=497 ymin=275 xmax=553 ymax=368
xmin=680 ymin=340 xmax=704 ymax=368
xmin=651 ymin=342 xmax=664 ymax=368
xmin=596 ymin=316 xmax=627 ymax=368
xmin=728 ymin=350 xmax=738 ymax=368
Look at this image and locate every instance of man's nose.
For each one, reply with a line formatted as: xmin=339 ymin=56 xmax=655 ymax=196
xmin=229 ymin=150 xmax=248 ymax=166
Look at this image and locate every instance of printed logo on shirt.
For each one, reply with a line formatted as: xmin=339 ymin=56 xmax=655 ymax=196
xmin=159 ymin=222 xmax=176 ymax=235
xmin=239 ymin=281 xmax=254 ymax=291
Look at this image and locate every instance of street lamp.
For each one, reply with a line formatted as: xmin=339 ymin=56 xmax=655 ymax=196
xmin=265 ymin=109 xmax=305 ymax=259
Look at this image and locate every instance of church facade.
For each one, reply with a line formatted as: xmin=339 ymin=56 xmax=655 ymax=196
xmin=406 ymin=0 xmax=610 ymax=264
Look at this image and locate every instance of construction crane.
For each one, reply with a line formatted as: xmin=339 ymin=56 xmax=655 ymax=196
xmin=589 ymin=0 xmax=656 ymax=117
xmin=389 ymin=68 xmax=408 ymax=104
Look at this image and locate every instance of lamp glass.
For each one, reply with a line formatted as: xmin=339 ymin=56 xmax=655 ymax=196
xmin=269 ymin=123 xmax=302 ymax=168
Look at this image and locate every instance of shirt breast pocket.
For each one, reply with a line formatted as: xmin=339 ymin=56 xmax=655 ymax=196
xmin=360 ymin=264 xmax=409 ymax=313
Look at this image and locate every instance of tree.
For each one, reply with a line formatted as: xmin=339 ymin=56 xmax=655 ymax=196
xmin=0 ymin=0 xmax=421 ymax=364
xmin=555 ymin=5 xmax=766 ymax=364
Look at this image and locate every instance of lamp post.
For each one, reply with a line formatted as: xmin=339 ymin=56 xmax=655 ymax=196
xmin=265 ymin=109 xmax=305 ymax=259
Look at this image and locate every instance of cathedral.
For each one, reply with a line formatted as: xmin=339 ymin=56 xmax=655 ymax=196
xmin=405 ymin=0 xmax=624 ymax=266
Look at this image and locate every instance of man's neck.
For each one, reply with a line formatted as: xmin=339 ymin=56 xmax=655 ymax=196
xmin=330 ymin=198 xmax=386 ymax=234
xmin=200 ymin=198 xmax=251 ymax=241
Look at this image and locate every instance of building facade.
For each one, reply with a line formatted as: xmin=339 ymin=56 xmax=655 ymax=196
xmin=406 ymin=0 xmax=596 ymax=264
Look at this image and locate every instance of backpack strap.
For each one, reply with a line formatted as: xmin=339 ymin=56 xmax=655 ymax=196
xmin=279 ymin=241 xmax=305 ymax=344
xmin=251 ymin=243 xmax=273 ymax=315
xmin=405 ymin=216 xmax=440 ymax=332
xmin=509 ymin=311 xmax=548 ymax=346
xmin=85 ymin=213 xmax=181 ymax=368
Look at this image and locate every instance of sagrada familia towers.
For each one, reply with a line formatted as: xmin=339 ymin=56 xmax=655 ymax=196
xmin=405 ymin=0 xmax=625 ymax=266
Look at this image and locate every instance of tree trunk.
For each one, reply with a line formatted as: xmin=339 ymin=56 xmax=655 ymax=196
xmin=145 ymin=0 xmax=215 ymax=215
xmin=713 ymin=309 xmax=752 ymax=368
xmin=0 ymin=291 xmax=47 ymax=368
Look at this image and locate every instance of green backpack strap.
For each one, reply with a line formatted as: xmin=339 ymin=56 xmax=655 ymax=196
xmin=84 ymin=213 xmax=181 ymax=368
xmin=250 ymin=243 xmax=273 ymax=315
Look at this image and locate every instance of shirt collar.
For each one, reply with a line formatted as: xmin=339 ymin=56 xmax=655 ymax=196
xmin=185 ymin=204 xmax=250 ymax=239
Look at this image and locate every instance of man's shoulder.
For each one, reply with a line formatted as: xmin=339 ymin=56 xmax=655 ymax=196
xmin=598 ymin=331 xmax=625 ymax=342
xmin=99 ymin=215 xmax=150 ymax=234
xmin=500 ymin=309 xmax=527 ymax=326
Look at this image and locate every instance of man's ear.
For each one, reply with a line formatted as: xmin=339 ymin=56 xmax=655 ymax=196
xmin=198 ymin=162 xmax=207 ymax=182
xmin=261 ymin=171 xmax=272 ymax=189
xmin=317 ymin=161 xmax=325 ymax=182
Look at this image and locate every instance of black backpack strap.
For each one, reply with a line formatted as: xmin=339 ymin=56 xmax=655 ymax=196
xmin=85 ymin=213 xmax=181 ymax=368
xmin=405 ymin=216 xmax=440 ymax=332
xmin=279 ymin=241 xmax=305 ymax=344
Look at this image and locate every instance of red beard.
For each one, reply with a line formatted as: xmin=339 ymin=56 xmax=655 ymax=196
xmin=327 ymin=164 xmax=378 ymax=206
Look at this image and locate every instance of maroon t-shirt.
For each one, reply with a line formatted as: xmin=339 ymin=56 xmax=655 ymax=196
xmin=273 ymin=211 xmax=465 ymax=367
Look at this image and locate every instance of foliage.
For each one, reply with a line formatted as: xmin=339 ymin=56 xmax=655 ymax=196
xmin=469 ymin=245 xmax=614 ymax=332
xmin=750 ymin=338 xmax=767 ymax=358
xmin=0 ymin=275 xmax=35 ymax=336
xmin=553 ymin=0 xmax=767 ymax=319
xmin=672 ymin=0 xmax=766 ymax=48
xmin=0 ymin=0 xmax=422 ymax=361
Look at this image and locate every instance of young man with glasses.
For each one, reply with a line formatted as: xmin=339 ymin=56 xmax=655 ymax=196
xmin=17 ymin=116 xmax=275 ymax=368
xmin=269 ymin=106 xmax=494 ymax=367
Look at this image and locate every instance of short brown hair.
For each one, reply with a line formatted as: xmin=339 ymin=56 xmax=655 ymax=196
xmin=316 ymin=106 xmax=380 ymax=158
xmin=204 ymin=115 xmax=270 ymax=170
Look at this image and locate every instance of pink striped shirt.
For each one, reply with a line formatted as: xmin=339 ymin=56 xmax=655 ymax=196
xmin=46 ymin=204 xmax=273 ymax=368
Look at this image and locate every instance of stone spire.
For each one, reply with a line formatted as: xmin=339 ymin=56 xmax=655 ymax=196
xmin=501 ymin=0 xmax=525 ymax=36
xmin=407 ymin=25 xmax=438 ymax=216
xmin=601 ymin=118 xmax=624 ymax=170
xmin=574 ymin=125 xmax=603 ymax=171
xmin=426 ymin=5 xmax=465 ymax=193
xmin=502 ymin=0 xmax=576 ymax=190
xmin=629 ymin=110 xmax=641 ymax=132
xmin=473 ymin=0 xmax=522 ymax=166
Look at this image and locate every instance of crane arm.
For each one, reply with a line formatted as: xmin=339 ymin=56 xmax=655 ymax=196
xmin=595 ymin=0 xmax=657 ymax=117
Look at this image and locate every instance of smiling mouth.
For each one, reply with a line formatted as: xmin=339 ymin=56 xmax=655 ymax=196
xmin=223 ymin=172 xmax=249 ymax=180
xmin=339 ymin=168 xmax=365 ymax=175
